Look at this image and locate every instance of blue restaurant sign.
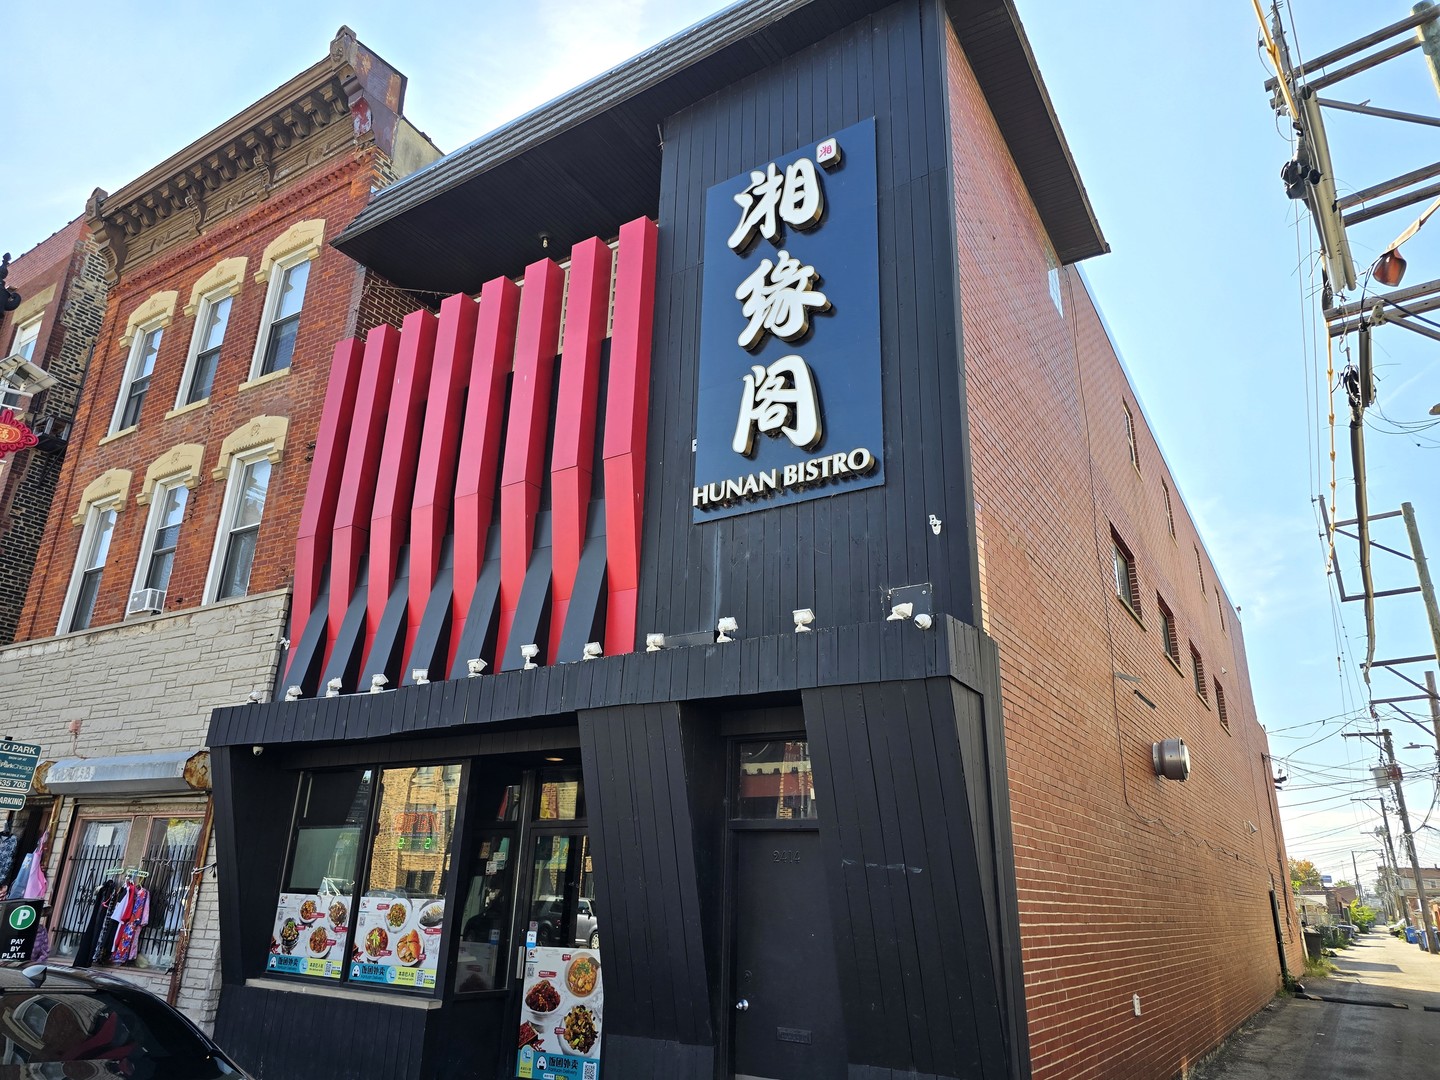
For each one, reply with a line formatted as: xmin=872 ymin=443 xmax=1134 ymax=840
xmin=693 ymin=117 xmax=884 ymax=520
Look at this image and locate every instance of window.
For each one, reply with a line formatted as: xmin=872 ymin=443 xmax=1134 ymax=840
xmin=1216 ymin=680 xmax=1229 ymax=730
xmin=177 ymin=293 xmax=231 ymax=406
xmin=252 ymin=255 xmax=310 ymax=379
xmin=1216 ymin=587 xmax=1228 ymax=634
xmin=111 ymin=323 xmax=163 ymax=432
xmin=1157 ymin=594 xmax=1180 ymax=666
xmin=1111 ymin=530 xmax=1141 ymax=618
xmin=1123 ymin=401 xmax=1139 ymax=471
xmin=1162 ymin=479 xmax=1176 ymax=538
xmin=2 ymin=316 xmax=42 ymax=409
xmin=268 ymin=764 xmax=461 ymax=994
xmin=134 ymin=481 xmax=189 ymax=595
xmin=1190 ymin=644 xmax=1208 ymax=701
xmin=1194 ymin=545 xmax=1205 ymax=590
xmin=737 ymin=739 xmax=818 ymax=820
xmin=207 ymin=453 xmax=271 ymax=601
xmin=50 ymin=814 xmax=202 ymax=971
xmin=60 ymin=501 xmax=118 ymax=633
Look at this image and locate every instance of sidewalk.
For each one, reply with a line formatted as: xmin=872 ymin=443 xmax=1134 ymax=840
xmin=1190 ymin=930 xmax=1440 ymax=1078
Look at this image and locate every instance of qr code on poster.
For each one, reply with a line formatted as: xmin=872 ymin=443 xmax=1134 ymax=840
xmin=582 ymin=1064 xmax=597 ymax=1080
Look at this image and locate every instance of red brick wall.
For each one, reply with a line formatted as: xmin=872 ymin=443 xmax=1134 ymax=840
xmin=947 ymin=26 xmax=1302 ymax=1080
xmin=16 ymin=151 xmax=395 ymax=641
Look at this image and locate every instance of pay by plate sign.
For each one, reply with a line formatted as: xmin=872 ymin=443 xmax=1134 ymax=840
xmin=0 ymin=900 xmax=41 ymax=964
xmin=0 ymin=742 xmax=41 ymax=813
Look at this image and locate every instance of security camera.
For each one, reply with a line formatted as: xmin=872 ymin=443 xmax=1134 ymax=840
xmin=252 ymin=745 xmax=264 ymax=757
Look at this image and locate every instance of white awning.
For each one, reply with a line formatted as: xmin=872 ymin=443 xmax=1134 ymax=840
xmin=43 ymin=750 xmax=209 ymax=794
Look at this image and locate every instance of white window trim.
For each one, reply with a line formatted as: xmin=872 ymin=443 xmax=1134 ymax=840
xmin=246 ymin=250 xmax=313 ymax=383
xmin=203 ymin=444 xmax=274 ymax=604
xmin=57 ymin=497 xmax=120 ymax=635
xmin=109 ymin=318 xmax=165 ymax=435
xmin=2 ymin=316 xmax=43 ymax=409
xmin=128 ymin=473 xmax=191 ymax=601
xmin=173 ymin=288 xmax=232 ymax=411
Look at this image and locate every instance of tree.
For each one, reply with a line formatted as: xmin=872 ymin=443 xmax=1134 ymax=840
xmin=1290 ymin=858 xmax=1322 ymax=892
xmin=1349 ymin=899 xmax=1378 ymax=931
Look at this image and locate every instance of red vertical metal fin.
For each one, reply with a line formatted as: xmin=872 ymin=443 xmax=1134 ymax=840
xmin=407 ymin=293 xmax=478 ymax=665
xmin=548 ymin=237 xmax=612 ymax=662
xmin=602 ymin=217 xmax=659 ymax=656
xmin=494 ymin=258 xmax=566 ymax=669
xmin=450 ymin=276 xmax=521 ymax=667
xmin=327 ymin=323 xmax=402 ymax=669
xmin=366 ymin=307 xmax=439 ymax=663
xmin=289 ymin=336 xmax=365 ymax=676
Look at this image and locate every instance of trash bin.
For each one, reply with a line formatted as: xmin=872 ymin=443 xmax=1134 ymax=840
xmin=1406 ymin=925 xmax=1419 ymax=943
xmin=1417 ymin=929 xmax=1429 ymax=950
xmin=1303 ymin=928 xmax=1323 ymax=960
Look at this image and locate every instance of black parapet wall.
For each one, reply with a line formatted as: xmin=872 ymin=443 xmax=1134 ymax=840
xmin=639 ymin=0 xmax=981 ymax=644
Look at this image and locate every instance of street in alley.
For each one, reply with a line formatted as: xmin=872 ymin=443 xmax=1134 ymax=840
xmin=1193 ymin=931 xmax=1440 ymax=1078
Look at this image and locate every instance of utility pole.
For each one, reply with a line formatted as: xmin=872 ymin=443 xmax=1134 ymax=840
xmin=1353 ymin=793 xmax=1405 ymax=919
xmin=1351 ymin=850 xmax=1364 ymax=906
xmin=1383 ymin=728 xmax=1438 ymax=951
xmin=1351 ymin=727 xmax=1439 ymax=950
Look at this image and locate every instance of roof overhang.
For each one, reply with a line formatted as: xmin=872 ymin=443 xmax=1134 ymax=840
xmin=332 ymin=0 xmax=1105 ymax=295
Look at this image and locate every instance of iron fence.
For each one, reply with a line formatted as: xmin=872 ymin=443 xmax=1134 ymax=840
xmin=53 ymin=840 xmax=128 ymax=961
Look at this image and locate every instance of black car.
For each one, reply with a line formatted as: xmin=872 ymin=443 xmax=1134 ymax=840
xmin=0 ymin=965 xmax=251 ymax=1077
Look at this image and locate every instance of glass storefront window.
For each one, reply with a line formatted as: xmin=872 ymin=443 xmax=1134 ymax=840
xmin=535 ymin=770 xmax=584 ymax=821
xmin=266 ymin=769 xmax=373 ymax=981
xmin=453 ymin=833 xmax=517 ymax=993
xmin=351 ymin=764 xmax=462 ymax=992
xmin=525 ymin=834 xmax=597 ymax=947
xmin=736 ymin=740 xmax=818 ymax=820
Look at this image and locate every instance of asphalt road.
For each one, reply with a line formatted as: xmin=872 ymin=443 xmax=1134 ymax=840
xmin=1190 ymin=930 xmax=1440 ymax=1079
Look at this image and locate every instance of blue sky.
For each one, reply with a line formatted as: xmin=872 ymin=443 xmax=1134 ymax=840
xmin=6 ymin=1 xmax=1439 ymax=888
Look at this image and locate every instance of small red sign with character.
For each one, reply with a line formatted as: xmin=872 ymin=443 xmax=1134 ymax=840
xmin=0 ymin=410 xmax=37 ymax=456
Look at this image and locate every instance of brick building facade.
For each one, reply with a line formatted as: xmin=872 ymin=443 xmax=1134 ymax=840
xmin=0 ymin=26 xmax=437 ymax=1030
xmin=196 ymin=3 xmax=1300 ymax=1079
xmin=0 ymin=217 xmax=109 ymax=644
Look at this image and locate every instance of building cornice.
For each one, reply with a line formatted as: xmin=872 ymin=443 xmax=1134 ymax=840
xmin=86 ymin=27 xmax=403 ymax=283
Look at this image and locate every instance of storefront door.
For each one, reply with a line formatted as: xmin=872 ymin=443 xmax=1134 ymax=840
xmin=729 ymin=739 xmax=844 ymax=1080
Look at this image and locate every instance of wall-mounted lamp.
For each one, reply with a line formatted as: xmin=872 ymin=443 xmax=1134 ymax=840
xmin=521 ymin=644 xmax=541 ymax=670
xmin=793 ymin=608 xmax=815 ymax=633
xmin=716 ymin=617 xmax=738 ymax=643
xmin=284 ymin=686 xmax=302 ymax=702
xmin=887 ymin=602 xmax=913 ymax=622
xmin=325 ymin=677 xmax=343 ymax=698
xmin=369 ymin=674 xmax=389 ymax=694
xmin=645 ymin=633 xmax=666 ymax=652
xmin=412 ymin=668 xmax=430 ymax=686
xmin=467 ymin=658 xmax=487 ymax=678
xmin=582 ymin=642 xmax=603 ymax=660
xmin=1152 ymin=738 xmax=1190 ymax=782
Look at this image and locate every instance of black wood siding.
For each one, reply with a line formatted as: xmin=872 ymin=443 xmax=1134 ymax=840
xmin=803 ymin=676 xmax=1018 ymax=1078
xmin=638 ymin=0 xmax=981 ymax=644
xmin=578 ymin=702 xmax=717 ymax=1074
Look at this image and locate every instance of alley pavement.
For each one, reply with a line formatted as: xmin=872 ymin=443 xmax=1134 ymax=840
xmin=1191 ymin=930 xmax=1440 ymax=1078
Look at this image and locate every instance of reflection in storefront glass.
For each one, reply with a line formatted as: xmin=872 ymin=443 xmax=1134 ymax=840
xmin=454 ymin=833 xmax=515 ymax=993
xmin=352 ymin=764 xmax=462 ymax=992
xmin=526 ymin=834 xmax=596 ymax=947
xmin=536 ymin=771 xmax=583 ymax=821
xmin=736 ymin=740 xmax=818 ymax=820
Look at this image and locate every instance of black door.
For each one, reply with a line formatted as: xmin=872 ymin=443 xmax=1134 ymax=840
xmin=730 ymin=831 xmax=845 ymax=1077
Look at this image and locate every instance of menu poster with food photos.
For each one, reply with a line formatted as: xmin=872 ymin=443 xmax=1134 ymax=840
xmin=349 ymin=894 xmax=444 ymax=990
xmin=515 ymin=946 xmax=603 ymax=1079
xmin=266 ymin=891 xmax=347 ymax=980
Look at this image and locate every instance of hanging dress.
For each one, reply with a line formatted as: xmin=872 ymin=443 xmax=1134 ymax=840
xmin=109 ymin=881 xmax=150 ymax=964
xmin=73 ymin=878 xmax=119 ymax=968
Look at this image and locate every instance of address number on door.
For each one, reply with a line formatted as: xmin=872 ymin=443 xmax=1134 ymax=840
xmin=772 ymin=849 xmax=802 ymax=863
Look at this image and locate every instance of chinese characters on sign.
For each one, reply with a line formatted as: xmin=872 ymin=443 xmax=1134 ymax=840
xmin=693 ymin=119 xmax=883 ymax=519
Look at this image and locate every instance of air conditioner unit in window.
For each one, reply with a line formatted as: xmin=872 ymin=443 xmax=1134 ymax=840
xmin=126 ymin=588 xmax=166 ymax=616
